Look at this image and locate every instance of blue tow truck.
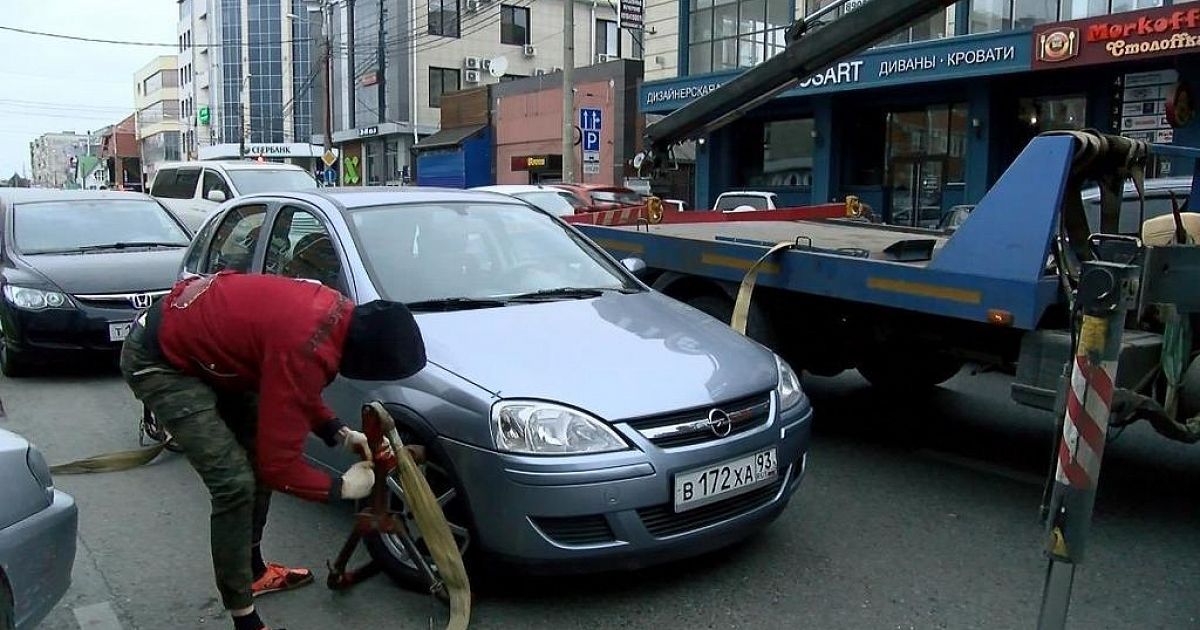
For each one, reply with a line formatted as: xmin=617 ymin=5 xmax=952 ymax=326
xmin=577 ymin=0 xmax=1200 ymax=442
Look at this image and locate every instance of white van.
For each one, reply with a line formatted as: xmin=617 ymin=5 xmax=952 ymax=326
xmin=149 ymin=161 xmax=318 ymax=229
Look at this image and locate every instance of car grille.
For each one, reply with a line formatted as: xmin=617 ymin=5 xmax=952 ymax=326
xmin=637 ymin=470 xmax=788 ymax=538
xmin=531 ymin=515 xmax=616 ymax=546
xmin=624 ymin=392 xmax=772 ymax=448
xmin=72 ymin=290 xmax=169 ymax=310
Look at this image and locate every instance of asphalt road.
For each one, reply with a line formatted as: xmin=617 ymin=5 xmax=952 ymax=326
xmin=4 ymin=362 xmax=1199 ymax=630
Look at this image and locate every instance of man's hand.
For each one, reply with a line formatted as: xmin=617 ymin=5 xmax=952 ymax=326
xmin=337 ymin=427 xmax=372 ymax=461
xmin=339 ymin=461 xmax=375 ymax=500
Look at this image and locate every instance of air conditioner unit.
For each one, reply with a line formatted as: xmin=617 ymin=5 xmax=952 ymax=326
xmin=464 ymin=69 xmax=481 ymax=83
xmin=523 ymin=44 xmax=537 ymax=57
xmin=465 ymin=0 xmax=479 ymax=12
xmin=596 ymin=53 xmax=615 ymax=64
xmin=552 ymin=66 xmax=563 ymax=73
xmin=464 ymin=56 xmax=481 ymax=69
xmin=481 ymin=58 xmax=492 ymax=70
xmin=534 ymin=67 xmax=548 ymax=76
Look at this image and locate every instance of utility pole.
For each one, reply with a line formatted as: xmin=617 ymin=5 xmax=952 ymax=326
xmin=561 ymin=0 xmax=575 ymax=184
xmin=377 ymin=0 xmax=386 ymax=125
xmin=318 ymin=0 xmax=333 ymax=157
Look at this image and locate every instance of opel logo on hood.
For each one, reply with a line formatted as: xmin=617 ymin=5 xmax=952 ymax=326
xmin=707 ymin=408 xmax=732 ymax=437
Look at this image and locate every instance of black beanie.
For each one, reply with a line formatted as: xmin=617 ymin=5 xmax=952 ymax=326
xmin=340 ymin=300 xmax=427 ymax=381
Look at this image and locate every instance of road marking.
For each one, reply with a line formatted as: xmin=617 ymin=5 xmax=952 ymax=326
xmin=917 ymin=449 xmax=1043 ymax=486
xmin=73 ymin=602 xmax=124 ymax=630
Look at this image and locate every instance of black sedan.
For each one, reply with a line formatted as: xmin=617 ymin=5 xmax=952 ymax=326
xmin=0 ymin=190 xmax=192 ymax=376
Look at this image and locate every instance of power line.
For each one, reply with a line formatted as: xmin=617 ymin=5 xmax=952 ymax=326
xmin=0 ymin=24 xmax=311 ymax=48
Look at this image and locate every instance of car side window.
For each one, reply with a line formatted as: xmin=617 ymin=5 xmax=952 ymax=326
xmin=205 ymin=205 xmax=267 ymax=273
xmin=263 ymin=206 xmax=344 ymax=290
xmin=182 ymin=218 xmax=221 ymax=276
xmin=201 ymin=170 xmax=233 ymax=200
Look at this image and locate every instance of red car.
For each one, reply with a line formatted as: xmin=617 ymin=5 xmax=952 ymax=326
xmin=551 ymin=184 xmax=644 ymax=214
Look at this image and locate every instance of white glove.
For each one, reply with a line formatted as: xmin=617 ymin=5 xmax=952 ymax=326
xmin=338 ymin=427 xmax=372 ymax=461
xmin=339 ymin=460 xmax=375 ymax=500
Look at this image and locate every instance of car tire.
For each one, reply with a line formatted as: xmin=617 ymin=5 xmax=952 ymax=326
xmin=857 ymin=350 xmax=963 ymax=392
xmin=685 ymin=294 xmax=780 ymax=350
xmin=362 ymin=422 xmax=476 ymax=594
xmin=0 ymin=577 xmax=13 ymax=630
xmin=0 ymin=340 xmax=29 ymax=378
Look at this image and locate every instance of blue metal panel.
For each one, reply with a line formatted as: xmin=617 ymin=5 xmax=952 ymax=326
xmin=417 ymin=149 xmax=466 ymax=188
xmin=928 ymin=135 xmax=1075 ymax=283
xmin=578 ymin=224 xmax=1058 ymax=329
xmin=462 ymin=127 xmax=494 ymax=188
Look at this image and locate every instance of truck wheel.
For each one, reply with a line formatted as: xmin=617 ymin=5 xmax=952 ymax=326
xmin=686 ymin=295 xmax=779 ymax=349
xmin=858 ymin=351 xmax=963 ymax=392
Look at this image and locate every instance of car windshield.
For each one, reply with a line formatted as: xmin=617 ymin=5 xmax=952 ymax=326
xmin=13 ymin=199 xmax=191 ymax=254
xmin=513 ymin=191 xmax=580 ymax=216
xmin=226 ymin=169 xmax=318 ymax=195
xmin=591 ymin=189 xmax=642 ymax=205
xmin=349 ymin=202 xmax=635 ymax=304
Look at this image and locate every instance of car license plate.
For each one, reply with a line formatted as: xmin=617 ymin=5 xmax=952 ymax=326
xmin=674 ymin=448 xmax=778 ymax=513
xmin=108 ymin=322 xmax=133 ymax=342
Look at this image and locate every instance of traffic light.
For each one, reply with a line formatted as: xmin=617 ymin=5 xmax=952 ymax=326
xmin=198 ymin=107 xmax=210 ymax=126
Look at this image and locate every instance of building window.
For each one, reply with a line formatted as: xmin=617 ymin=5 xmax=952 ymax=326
xmin=971 ymin=1 xmax=1165 ymax=33
xmin=740 ymin=118 xmax=816 ymax=187
xmin=430 ymin=0 xmax=461 ymax=37
xmin=807 ymin=0 xmax=954 ymax=45
xmin=429 ymin=67 xmax=461 ymax=108
xmin=499 ymin=74 xmax=526 ymax=82
xmin=690 ymin=0 xmax=790 ymax=75
xmin=501 ymin=4 xmax=530 ymax=45
xmin=596 ymin=19 xmax=620 ymax=59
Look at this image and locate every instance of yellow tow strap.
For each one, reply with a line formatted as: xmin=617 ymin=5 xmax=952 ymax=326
xmin=369 ymin=402 xmax=472 ymax=630
xmin=730 ymin=242 xmax=795 ymax=335
xmin=50 ymin=444 xmax=167 ymax=475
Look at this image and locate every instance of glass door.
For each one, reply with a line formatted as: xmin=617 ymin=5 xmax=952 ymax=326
xmin=889 ymin=157 xmax=945 ymax=228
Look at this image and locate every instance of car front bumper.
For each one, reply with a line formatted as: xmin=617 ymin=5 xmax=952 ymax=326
xmin=2 ymin=301 xmax=141 ymax=359
xmin=0 ymin=489 xmax=78 ymax=630
xmin=439 ymin=398 xmax=812 ymax=573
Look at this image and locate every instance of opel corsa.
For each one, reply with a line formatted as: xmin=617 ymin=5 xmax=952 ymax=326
xmin=179 ymin=188 xmax=813 ymax=582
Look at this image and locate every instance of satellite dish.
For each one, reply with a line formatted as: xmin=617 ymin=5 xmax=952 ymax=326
xmin=488 ymin=56 xmax=509 ymax=78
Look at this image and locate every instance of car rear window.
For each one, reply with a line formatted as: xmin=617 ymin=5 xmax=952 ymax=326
xmin=715 ymin=195 xmax=770 ymax=211
xmin=13 ymin=199 xmax=191 ymax=254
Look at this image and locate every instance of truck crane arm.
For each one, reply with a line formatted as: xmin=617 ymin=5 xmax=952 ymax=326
xmin=638 ymin=0 xmax=961 ymax=173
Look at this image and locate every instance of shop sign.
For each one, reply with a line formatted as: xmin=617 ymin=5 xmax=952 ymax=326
xmin=642 ymin=31 xmax=1030 ymax=112
xmin=1117 ymin=69 xmax=1179 ymax=143
xmin=1033 ymin=5 xmax=1200 ymax=70
xmin=358 ymin=126 xmax=379 ymax=137
xmin=619 ymin=0 xmax=643 ymax=30
xmin=246 ymin=144 xmax=293 ymax=156
xmin=510 ymin=154 xmax=563 ymax=171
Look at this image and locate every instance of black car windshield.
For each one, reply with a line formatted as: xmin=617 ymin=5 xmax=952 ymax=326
xmin=13 ymin=199 xmax=191 ymax=254
xmin=350 ymin=202 xmax=635 ymax=304
xmin=513 ymin=191 xmax=580 ymax=217
xmin=227 ymin=169 xmax=318 ymax=195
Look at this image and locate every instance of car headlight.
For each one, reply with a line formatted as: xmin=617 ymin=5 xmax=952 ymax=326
xmin=490 ymin=400 xmax=628 ymax=455
xmin=776 ymin=355 xmax=806 ymax=411
xmin=3 ymin=285 xmax=70 ymax=310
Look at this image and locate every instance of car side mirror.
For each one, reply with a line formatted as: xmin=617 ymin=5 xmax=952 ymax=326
xmin=206 ymin=189 xmax=227 ymax=203
xmin=621 ymin=257 xmax=647 ymax=277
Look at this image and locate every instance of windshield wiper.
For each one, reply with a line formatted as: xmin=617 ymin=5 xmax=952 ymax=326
xmin=506 ymin=287 xmax=637 ymax=302
xmin=76 ymin=241 xmax=189 ymax=252
xmin=406 ymin=297 xmax=511 ymax=312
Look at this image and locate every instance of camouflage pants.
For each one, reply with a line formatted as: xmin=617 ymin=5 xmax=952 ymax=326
xmin=118 ymin=321 xmax=270 ymax=611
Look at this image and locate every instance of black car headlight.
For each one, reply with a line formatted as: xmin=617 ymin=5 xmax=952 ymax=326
xmin=3 ymin=285 xmax=71 ymax=310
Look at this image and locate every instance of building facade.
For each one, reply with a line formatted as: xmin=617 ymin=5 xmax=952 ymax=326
xmin=134 ymin=55 xmax=184 ymax=182
xmin=29 ymin=132 xmax=86 ymax=189
xmin=99 ymin=115 xmax=142 ymax=191
xmin=329 ymin=0 xmax=645 ymax=186
xmin=639 ymin=0 xmax=1200 ymax=223
xmin=178 ymin=0 xmax=215 ymax=158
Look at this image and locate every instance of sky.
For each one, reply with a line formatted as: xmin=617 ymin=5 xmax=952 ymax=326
xmin=0 ymin=1 xmax=177 ymax=177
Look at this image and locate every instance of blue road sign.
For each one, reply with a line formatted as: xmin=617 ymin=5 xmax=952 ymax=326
xmin=580 ymin=107 xmax=602 ymax=131
xmin=583 ymin=130 xmax=600 ymax=152
xmin=323 ymin=167 xmax=337 ymax=185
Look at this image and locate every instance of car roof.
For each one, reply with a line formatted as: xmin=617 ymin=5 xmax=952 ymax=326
xmin=471 ymin=185 xmax=561 ymax=194
xmin=238 ymin=186 xmax=527 ymax=210
xmin=155 ymin=160 xmax=308 ymax=172
xmin=0 ymin=189 xmax=154 ymax=205
xmin=718 ymin=191 xmax=775 ymax=196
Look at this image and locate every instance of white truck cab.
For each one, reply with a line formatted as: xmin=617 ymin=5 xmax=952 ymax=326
xmin=149 ymin=161 xmax=318 ymax=229
xmin=714 ymin=191 xmax=779 ymax=213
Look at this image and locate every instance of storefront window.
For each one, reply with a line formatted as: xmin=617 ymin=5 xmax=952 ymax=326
xmin=885 ymin=104 xmax=967 ymax=227
xmin=689 ymin=0 xmax=789 ymax=74
xmin=743 ymin=118 xmax=816 ymax=187
xmin=806 ymin=0 xmax=955 ymax=44
xmin=1018 ymin=95 xmax=1087 ymax=133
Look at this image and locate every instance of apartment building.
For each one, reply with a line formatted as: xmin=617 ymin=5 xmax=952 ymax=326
xmin=177 ymin=0 xmax=215 ymax=158
xmin=29 ymin=132 xmax=86 ymax=189
xmin=330 ymin=0 xmax=645 ymax=185
xmin=135 ymin=55 xmax=184 ymax=182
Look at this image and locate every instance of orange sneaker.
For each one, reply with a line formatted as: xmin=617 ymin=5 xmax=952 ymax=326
xmin=251 ymin=563 xmax=314 ymax=598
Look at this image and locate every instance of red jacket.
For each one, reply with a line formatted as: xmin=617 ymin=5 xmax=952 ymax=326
xmin=156 ymin=272 xmax=355 ymax=502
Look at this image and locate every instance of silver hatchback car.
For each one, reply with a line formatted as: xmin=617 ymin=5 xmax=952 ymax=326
xmin=180 ymin=188 xmax=813 ymax=580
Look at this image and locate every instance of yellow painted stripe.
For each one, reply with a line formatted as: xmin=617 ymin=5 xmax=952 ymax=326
xmin=594 ymin=238 xmax=644 ymax=255
xmin=701 ymin=252 xmax=780 ymax=274
xmin=866 ymin=277 xmax=982 ymax=304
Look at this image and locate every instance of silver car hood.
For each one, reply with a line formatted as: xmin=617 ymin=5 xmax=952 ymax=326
xmin=416 ymin=291 xmax=779 ymax=422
